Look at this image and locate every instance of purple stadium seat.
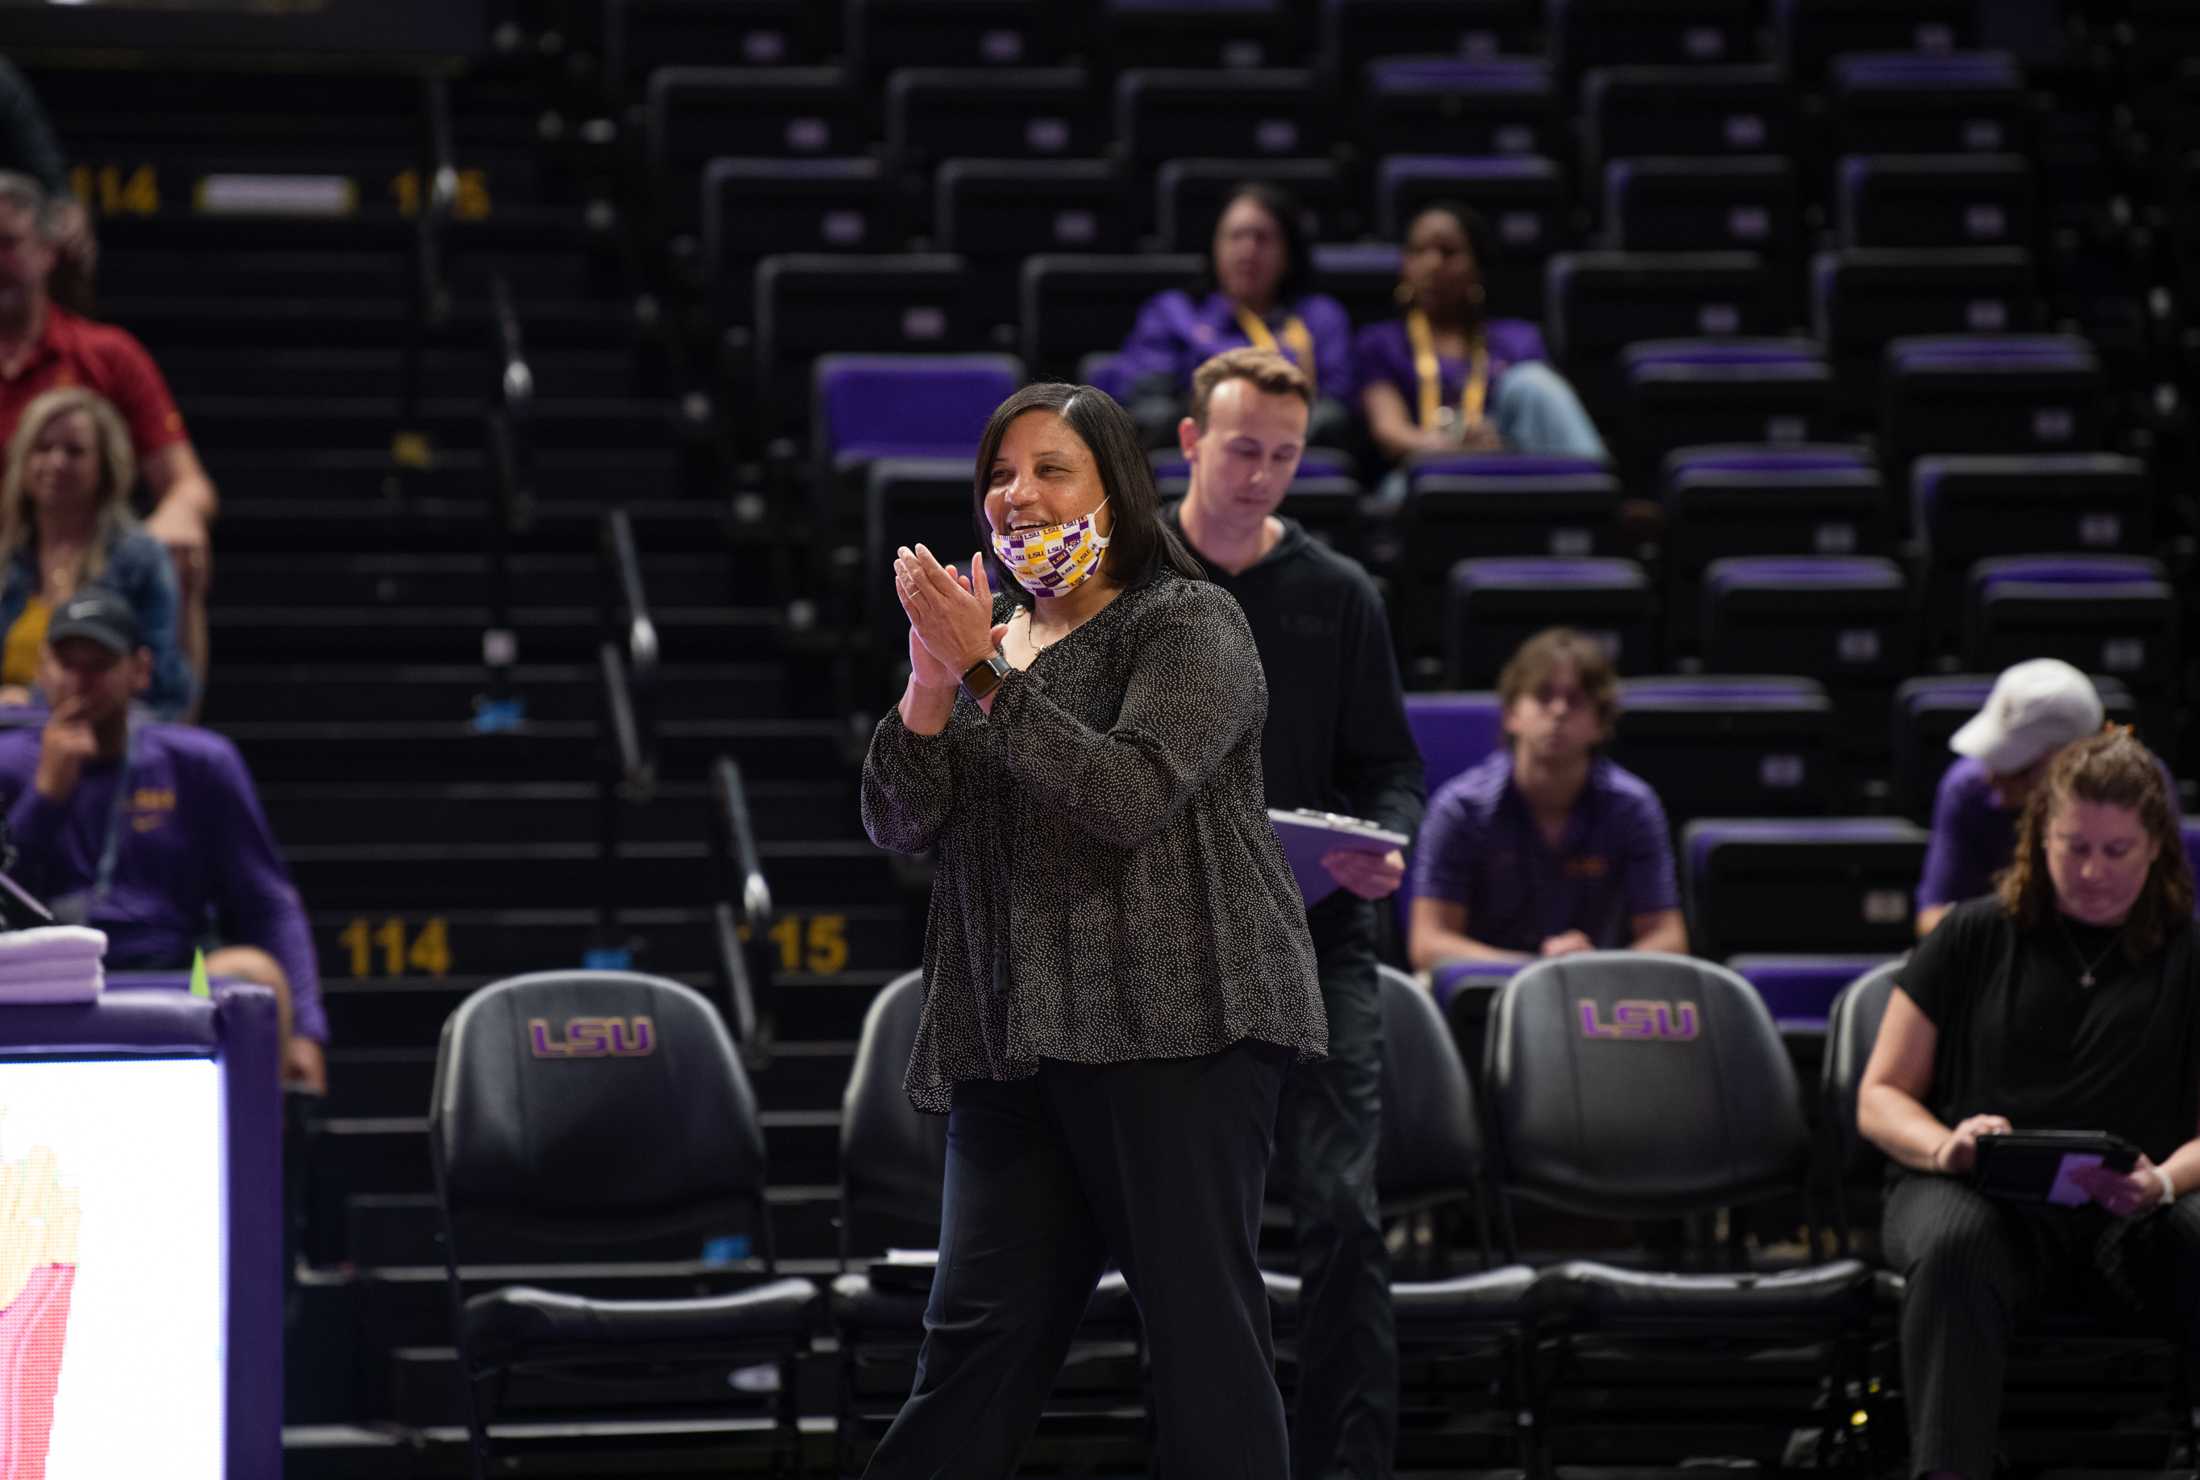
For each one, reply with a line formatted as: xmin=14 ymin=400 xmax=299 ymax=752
xmin=1442 ymin=556 xmax=1651 ymax=688
xmin=1728 ymin=953 xmax=1900 ymax=1025
xmin=1104 ymin=0 xmax=1295 ymax=71
xmin=1608 ymin=675 xmax=1834 ymax=823
xmin=1395 ymin=461 xmax=1625 ymax=661
xmin=1327 ymin=1 xmax=1541 ymax=94
xmin=1377 ymin=153 xmax=1568 ymax=266
xmin=647 ymin=68 xmax=864 ymax=215
xmin=1810 ymin=246 xmax=2040 ymax=420
xmin=1775 ymin=0 xmax=1971 ymax=82
xmin=1882 ymin=334 xmax=2102 ymax=470
xmin=1018 ymin=252 xmax=1203 ymax=381
xmin=1660 ymin=447 xmax=1887 ymax=633
xmin=611 ymin=0 xmax=829 ymax=89
xmin=1396 ymin=690 xmax=1506 ymax=978
xmin=1701 ymin=555 xmax=1911 ymax=683
xmin=1583 ymin=66 xmax=1791 ymax=179
xmin=1838 ymin=153 xmax=2035 ymax=250
xmin=1829 ymin=52 xmax=2029 ymax=157
xmin=885 ymin=67 xmax=1101 ymax=173
xmin=702 ymin=159 xmax=890 ymax=316
xmin=813 ymin=353 xmax=1023 ymax=470
xmin=1545 ymin=251 xmax=1777 ymax=428
xmin=1602 ymin=157 xmax=1799 ymax=259
xmin=1116 ymin=69 xmax=1334 ymax=164
xmin=936 ymin=159 xmax=1126 ymax=261
xmin=754 ymin=254 xmax=985 ymax=439
xmin=1963 ymin=556 xmax=2180 ymax=698
xmin=1911 ymin=454 xmax=2151 ymax=633
xmin=1550 ymin=0 xmax=1757 ymax=84
xmin=1405 ymin=690 xmax=1506 ymax=801
xmin=1683 ymin=817 xmax=1930 ymax=956
xmin=1621 ymin=341 xmax=1835 ymax=483
xmin=1312 ymin=241 xmax=1405 ymax=327
xmin=1358 ymin=56 xmax=1554 ymax=161
xmin=1890 ymin=673 xmax=2137 ymax=823
xmin=847 ymin=0 xmax=1065 ymax=80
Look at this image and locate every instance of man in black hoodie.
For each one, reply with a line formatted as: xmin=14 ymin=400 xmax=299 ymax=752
xmin=1164 ymin=348 xmax=1425 ymax=1480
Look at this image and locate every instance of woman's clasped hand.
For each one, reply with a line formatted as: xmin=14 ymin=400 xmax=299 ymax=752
xmin=893 ymin=544 xmax=1006 ymax=690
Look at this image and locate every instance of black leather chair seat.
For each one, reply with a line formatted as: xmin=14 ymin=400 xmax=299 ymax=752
xmin=1266 ymin=1263 xmax=1550 ymax=1334
xmin=828 ymin=1268 xmax=1135 ymax=1336
xmin=1394 ymin=1264 xmax=1551 ymax=1327
xmin=464 ymin=1276 xmax=821 ymax=1367
xmin=1556 ymin=1257 xmax=1872 ymax=1321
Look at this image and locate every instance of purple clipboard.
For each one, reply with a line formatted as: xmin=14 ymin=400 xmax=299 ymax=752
xmin=1268 ymin=809 xmax=1409 ymax=907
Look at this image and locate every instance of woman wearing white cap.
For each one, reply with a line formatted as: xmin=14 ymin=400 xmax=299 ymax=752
xmin=1914 ymin=659 xmax=2106 ymax=937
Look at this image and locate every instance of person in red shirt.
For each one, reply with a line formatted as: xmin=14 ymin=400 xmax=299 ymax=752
xmin=0 ymin=172 xmax=214 ymax=635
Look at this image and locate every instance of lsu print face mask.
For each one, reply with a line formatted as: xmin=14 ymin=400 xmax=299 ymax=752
xmin=990 ymin=499 xmax=1112 ymax=599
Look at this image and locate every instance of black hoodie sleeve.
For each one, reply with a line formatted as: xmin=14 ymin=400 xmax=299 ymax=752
xmin=1332 ymin=570 xmax=1425 ymax=843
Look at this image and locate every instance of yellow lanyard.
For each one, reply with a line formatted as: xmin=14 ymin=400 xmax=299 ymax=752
xmin=1233 ymin=304 xmax=1316 ymax=387
xmin=1406 ymin=309 xmax=1489 ymax=431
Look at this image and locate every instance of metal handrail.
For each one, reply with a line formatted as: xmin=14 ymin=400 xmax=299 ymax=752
xmin=478 ymin=273 xmax=535 ymax=718
xmin=396 ymin=74 xmax=456 ymax=457
xmin=598 ymin=508 xmax=658 ymax=799
xmin=709 ymin=755 xmax=775 ymax=1062
xmin=594 ymin=509 xmax=658 ymax=954
xmin=710 ymin=754 xmax=774 ymax=930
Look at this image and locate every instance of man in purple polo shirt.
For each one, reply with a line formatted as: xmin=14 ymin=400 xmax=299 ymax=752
xmin=1915 ymin=658 xmax=2106 ymax=937
xmin=1408 ymin=627 xmax=1686 ymax=968
xmin=0 ymin=590 xmax=325 ymax=1088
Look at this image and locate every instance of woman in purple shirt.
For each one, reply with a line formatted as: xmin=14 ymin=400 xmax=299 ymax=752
xmin=1116 ymin=182 xmax=1354 ymax=448
xmin=1355 ymin=202 xmax=1605 ymax=465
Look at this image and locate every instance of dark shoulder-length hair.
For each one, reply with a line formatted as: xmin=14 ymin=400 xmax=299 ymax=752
xmin=1408 ymin=198 xmax=1500 ymax=277
xmin=971 ymin=382 xmax=1205 ymax=612
xmin=1196 ymin=181 xmax=1313 ymax=306
xmin=1995 ymin=727 xmax=2195 ymax=958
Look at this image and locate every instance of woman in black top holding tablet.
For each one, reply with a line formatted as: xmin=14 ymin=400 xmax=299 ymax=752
xmin=1859 ymin=729 xmax=2200 ymax=1479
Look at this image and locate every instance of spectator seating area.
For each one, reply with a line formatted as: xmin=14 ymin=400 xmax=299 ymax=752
xmin=16 ymin=0 xmax=2199 ymax=1473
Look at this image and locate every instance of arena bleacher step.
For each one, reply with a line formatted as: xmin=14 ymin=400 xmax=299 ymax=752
xmin=284 ymin=837 xmax=892 ymax=910
xmin=215 ymin=661 xmax=808 ymax=726
xmin=261 ymin=778 xmax=857 ymax=846
xmin=209 ymin=604 xmax=781 ymax=664
xmin=223 ymin=715 xmax=838 ymax=781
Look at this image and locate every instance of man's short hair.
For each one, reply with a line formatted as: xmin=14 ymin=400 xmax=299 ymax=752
xmin=0 ymin=172 xmax=51 ymax=237
xmin=1497 ymin=626 xmax=1622 ymax=728
xmin=1188 ymin=347 xmax=1314 ymax=427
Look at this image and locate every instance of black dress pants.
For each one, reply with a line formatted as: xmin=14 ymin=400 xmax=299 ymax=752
xmin=1275 ymin=920 xmax=1396 ymax=1480
xmin=863 ymin=1040 xmax=1292 ymax=1479
xmin=1883 ymin=1175 xmax=2200 ymax=1479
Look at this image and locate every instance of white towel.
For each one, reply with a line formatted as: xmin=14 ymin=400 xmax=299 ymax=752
xmin=0 ymin=926 xmax=109 ymax=964
xmin=0 ymin=968 xmax=103 ymax=1003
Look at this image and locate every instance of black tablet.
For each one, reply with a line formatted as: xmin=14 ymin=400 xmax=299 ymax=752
xmin=1973 ymin=1130 xmax=2141 ymax=1206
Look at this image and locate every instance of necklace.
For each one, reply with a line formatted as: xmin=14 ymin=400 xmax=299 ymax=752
xmin=2057 ymin=915 xmax=2125 ymax=989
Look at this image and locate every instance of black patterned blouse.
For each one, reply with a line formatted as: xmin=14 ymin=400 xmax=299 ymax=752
xmin=861 ymin=570 xmax=1327 ymax=1114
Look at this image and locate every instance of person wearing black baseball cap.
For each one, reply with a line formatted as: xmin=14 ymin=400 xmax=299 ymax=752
xmin=0 ymin=588 xmax=327 ymax=1089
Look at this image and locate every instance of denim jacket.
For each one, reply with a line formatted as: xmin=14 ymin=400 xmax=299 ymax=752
xmin=0 ymin=529 xmax=196 ymax=719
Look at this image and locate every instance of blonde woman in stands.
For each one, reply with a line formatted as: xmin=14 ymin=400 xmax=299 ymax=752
xmin=0 ymin=386 xmax=196 ymax=719
xmin=1859 ymin=728 xmax=2200 ymax=1479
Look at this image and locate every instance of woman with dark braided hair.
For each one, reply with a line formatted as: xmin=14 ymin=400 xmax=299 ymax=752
xmin=1859 ymin=727 xmax=2200 ymax=1479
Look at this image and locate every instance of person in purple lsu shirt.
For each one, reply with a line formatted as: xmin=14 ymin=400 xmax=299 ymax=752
xmin=0 ymin=589 xmax=325 ymax=1089
xmin=1116 ymin=181 xmax=1355 ymax=449
xmin=1355 ymin=201 xmax=1605 ymax=467
xmin=1916 ymin=658 xmax=2111 ymax=939
xmin=1408 ymin=626 xmax=1685 ymax=970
